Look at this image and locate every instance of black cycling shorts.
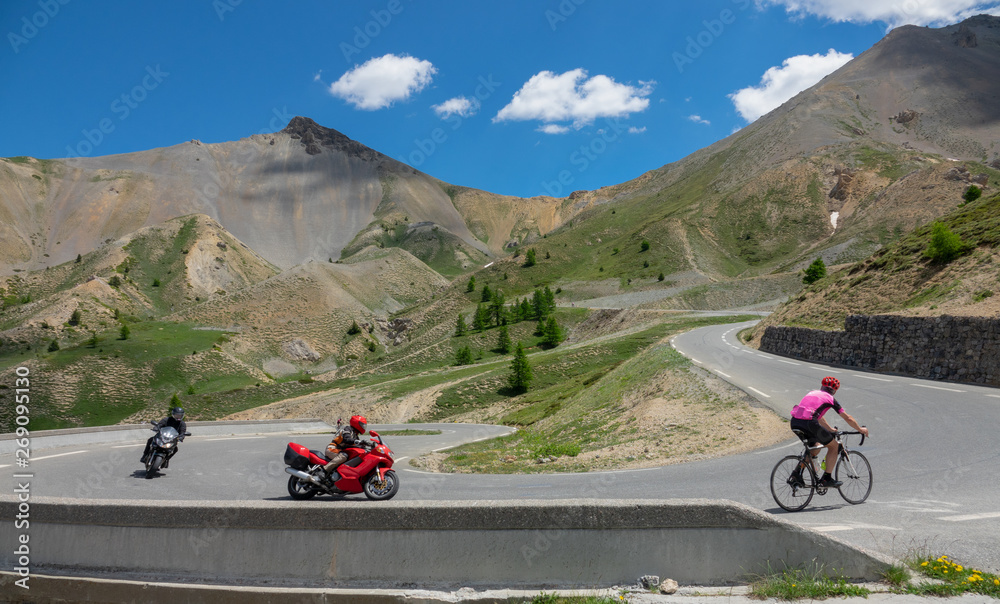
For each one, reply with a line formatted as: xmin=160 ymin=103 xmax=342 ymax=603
xmin=790 ymin=417 xmax=834 ymax=446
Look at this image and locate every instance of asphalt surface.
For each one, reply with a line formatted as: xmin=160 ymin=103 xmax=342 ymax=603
xmin=3 ymin=320 xmax=999 ymax=577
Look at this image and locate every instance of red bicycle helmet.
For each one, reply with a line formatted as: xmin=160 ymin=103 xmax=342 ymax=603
xmin=821 ymin=376 xmax=840 ymax=391
xmin=349 ymin=415 xmax=368 ymax=434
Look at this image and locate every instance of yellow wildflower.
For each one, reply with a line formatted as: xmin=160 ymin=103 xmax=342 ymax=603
xmin=921 ymin=561 xmax=928 ymax=567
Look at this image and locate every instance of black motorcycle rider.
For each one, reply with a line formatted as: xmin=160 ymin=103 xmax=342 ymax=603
xmin=141 ymin=407 xmax=187 ymax=465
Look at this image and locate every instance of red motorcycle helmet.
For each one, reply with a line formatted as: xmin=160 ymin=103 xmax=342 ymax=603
xmin=349 ymin=415 xmax=368 ymax=434
xmin=821 ymin=376 xmax=840 ymax=392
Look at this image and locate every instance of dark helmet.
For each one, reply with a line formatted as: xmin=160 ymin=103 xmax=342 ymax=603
xmin=349 ymin=415 xmax=368 ymax=434
xmin=171 ymin=407 xmax=185 ymax=421
xmin=821 ymin=376 xmax=840 ymax=392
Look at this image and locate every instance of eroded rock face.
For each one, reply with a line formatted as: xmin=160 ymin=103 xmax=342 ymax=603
xmin=829 ymin=166 xmax=855 ymax=201
xmin=954 ymin=24 xmax=978 ymax=48
xmin=283 ymin=338 xmax=321 ymax=362
xmin=282 ymin=116 xmax=382 ymax=161
xmin=894 ymin=109 xmax=919 ymax=124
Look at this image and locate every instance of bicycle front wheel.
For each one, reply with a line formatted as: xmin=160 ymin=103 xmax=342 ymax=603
xmin=770 ymin=455 xmax=814 ymax=512
xmin=836 ymin=450 xmax=872 ymax=504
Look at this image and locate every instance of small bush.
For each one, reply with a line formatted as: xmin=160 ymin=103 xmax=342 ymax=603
xmin=924 ymin=222 xmax=969 ymax=264
xmin=640 ymin=239 xmax=650 ymax=252
xmin=47 ymin=339 xmax=60 ymax=352
xmin=964 ymin=184 xmax=982 ymax=203
xmin=347 ymin=321 xmax=362 ymax=335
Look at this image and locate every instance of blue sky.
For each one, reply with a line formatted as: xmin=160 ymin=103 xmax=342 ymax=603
xmin=2 ymin=1 xmax=998 ymax=197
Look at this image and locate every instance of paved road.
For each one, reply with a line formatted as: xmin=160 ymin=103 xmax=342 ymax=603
xmin=4 ymin=320 xmax=999 ymax=573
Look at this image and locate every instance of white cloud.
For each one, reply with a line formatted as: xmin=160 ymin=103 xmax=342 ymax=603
xmin=494 ymin=69 xmax=654 ymax=129
xmin=729 ymin=49 xmax=853 ymax=122
xmin=687 ymin=115 xmax=711 ymax=126
xmin=329 ymin=54 xmax=436 ymax=110
xmin=537 ymin=124 xmax=571 ymax=134
xmin=432 ymin=96 xmax=479 ymax=119
xmin=760 ymin=0 xmax=1000 ymax=28
xmin=628 ymin=126 xmax=647 ymax=134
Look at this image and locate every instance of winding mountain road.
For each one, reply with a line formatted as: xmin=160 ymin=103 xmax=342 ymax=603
xmin=4 ymin=321 xmax=999 ymax=573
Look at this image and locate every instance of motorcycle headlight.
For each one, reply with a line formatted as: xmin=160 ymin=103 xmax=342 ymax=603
xmin=162 ymin=441 xmax=175 ymax=448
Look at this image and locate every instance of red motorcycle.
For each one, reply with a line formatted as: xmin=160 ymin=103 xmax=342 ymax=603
xmin=283 ymin=430 xmax=399 ymax=500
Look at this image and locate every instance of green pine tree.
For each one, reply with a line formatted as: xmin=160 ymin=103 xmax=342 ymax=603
xmin=119 ymin=323 xmax=130 ymax=340
xmin=481 ymin=284 xmax=493 ymax=303
xmin=506 ymin=342 xmax=532 ymax=393
xmin=455 ymin=313 xmax=468 ymax=337
xmin=523 ymin=248 xmax=537 ymax=267
xmin=495 ymin=325 xmax=512 ymax=354
xmin=542 ymin=316 xmax=564 ymax=348
xmin=455 ymin=346 xmax=473 ymax=366
xmin=473 ymin=303 xmax=491 ymax=332
xmin=466 ymin=276 xmax=476 ymax=293
xmin=802 ymin=257 xmax=827 ymax=285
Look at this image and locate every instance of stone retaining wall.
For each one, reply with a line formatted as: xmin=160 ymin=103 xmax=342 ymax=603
xmin=760 ymin=314 xmax=1000 ymax=386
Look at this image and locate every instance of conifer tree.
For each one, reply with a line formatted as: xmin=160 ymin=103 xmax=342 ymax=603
xmin=496 ymin=325 xmax=512 ymax=354
xmin=455 ymin=313 xmax=467 ymax=337
xmin=507 ymin=342 xmax=532 ymax=393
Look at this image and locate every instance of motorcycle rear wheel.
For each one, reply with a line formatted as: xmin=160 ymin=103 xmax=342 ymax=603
xmin=287 ymin=475 xmax=320 ymax=500
xmin=363 ymin=469 xmax=399 ymax=500
xmin=145 ymin=454 xmax=163 ymax=479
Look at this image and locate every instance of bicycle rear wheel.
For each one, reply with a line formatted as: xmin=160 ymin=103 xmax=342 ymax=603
xmin=770 ymin=455 xmax=814 ymax=512
xmin=835 ymin=450 xmax=872 ymax=504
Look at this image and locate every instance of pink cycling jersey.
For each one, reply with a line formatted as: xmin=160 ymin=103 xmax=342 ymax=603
xmin=791 ymin=390 xmax=844 ymax=421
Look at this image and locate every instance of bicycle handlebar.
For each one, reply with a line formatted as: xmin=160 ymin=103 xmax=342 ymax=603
xmin=836 ymin=428 xmax=866 ymax=447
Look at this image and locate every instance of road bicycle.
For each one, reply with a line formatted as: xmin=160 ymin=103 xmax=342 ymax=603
xmin=769 ymin=427 xmax=872 ymax=512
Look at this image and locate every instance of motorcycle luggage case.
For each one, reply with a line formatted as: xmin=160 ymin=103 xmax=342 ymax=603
xmin=284 ymin=443 xmax=312 ymax=470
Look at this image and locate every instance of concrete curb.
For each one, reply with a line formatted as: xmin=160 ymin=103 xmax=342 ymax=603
xmin=0 ymin=497 xmax=895 ymax=591
xmin=0 ymin=419 xmax=332 ymax=454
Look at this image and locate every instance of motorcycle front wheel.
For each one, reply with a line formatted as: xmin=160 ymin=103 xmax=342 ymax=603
xmin=145 ymin=454 xmax=163 ymax=479
xmin=287 ymin=475 xmax=319 ymax=500
xmin=363 ymin=469 xmax=399 ymax=500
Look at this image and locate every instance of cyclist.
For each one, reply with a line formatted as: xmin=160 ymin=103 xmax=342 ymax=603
xmin=790 ymin=377 xmax=869 ymax=488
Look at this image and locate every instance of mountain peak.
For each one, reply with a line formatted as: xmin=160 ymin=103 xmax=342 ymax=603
xmin=280 ymin=116 xmax=382 ymax=161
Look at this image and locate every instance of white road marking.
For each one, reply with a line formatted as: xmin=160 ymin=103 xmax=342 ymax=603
xmin=32 ymin=450 xmax=88 ymax=461
xmin=204 ymin=436 xmax=267 ymax=441
xmin=911 ymin=384 xmax=966 ymax=393
xmin=778 ymin=360 xmax=800 ymax=366
xmin=753 ymin=441 xmax=800 ymax=455
xmin=0 ymin=464 xmax=10 ymax=469
xmin=986 ymin=395 xmax=1000 ymax=399
xmin=690 ymin=358 xmax=702 ymax=364
xmin=853 ymin=374 xmax=893 ymax=382
xmin=394 ymin=457 xmax=409 ymax=463
xmin=748 ymin=387 xmax=771 ymax=398
xmin=757 ymin=354 xmax=774 ymax=360
xmin=111 ymin=444 xmax=144 ymax=448
xmin=715 ymin=370 xmax=731 ymax=378
xmin=811 ymin=525 xmax=854 ymax=532
xmin=937 ymin=512 xmax=1000 ymax=522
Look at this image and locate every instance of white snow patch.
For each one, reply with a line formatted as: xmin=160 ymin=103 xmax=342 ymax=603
xmin=830 ymin=211 xmax=839 ymax=229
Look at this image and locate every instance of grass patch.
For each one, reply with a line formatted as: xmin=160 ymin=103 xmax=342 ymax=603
xmin=376 ymin=429 xmax=442 ymax=436
xmin=530 ymin=594 xmax=618 ymax=604
xmin=748 ymin=567 xmax=872 ymax=600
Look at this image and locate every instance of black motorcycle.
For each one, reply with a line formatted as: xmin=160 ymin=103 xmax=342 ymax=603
xmin=144 ymin=422 xmax=190 ymax=479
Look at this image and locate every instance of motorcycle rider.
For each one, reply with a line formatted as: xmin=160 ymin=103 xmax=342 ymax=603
xmin=140 ymin=406 xmax=187 ymax=465
xmin=321 ymin=415 xmax=368 ymax=482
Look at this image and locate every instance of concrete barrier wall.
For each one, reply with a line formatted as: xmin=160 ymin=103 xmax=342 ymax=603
xmin=0 ymin=419 xmax=331 ymax=454
xmin=0 ymin=497 xmax=892 ymax=591
xmin=760 ymin=314 xmax=1000 ymax=386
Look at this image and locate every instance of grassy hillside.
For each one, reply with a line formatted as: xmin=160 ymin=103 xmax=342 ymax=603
xmin=751 ymin=189 xmax=1000 ymax=336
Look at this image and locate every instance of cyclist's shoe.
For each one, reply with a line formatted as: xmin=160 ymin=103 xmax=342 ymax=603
xmin=817 ymin=475 xmax=842 ymax=488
